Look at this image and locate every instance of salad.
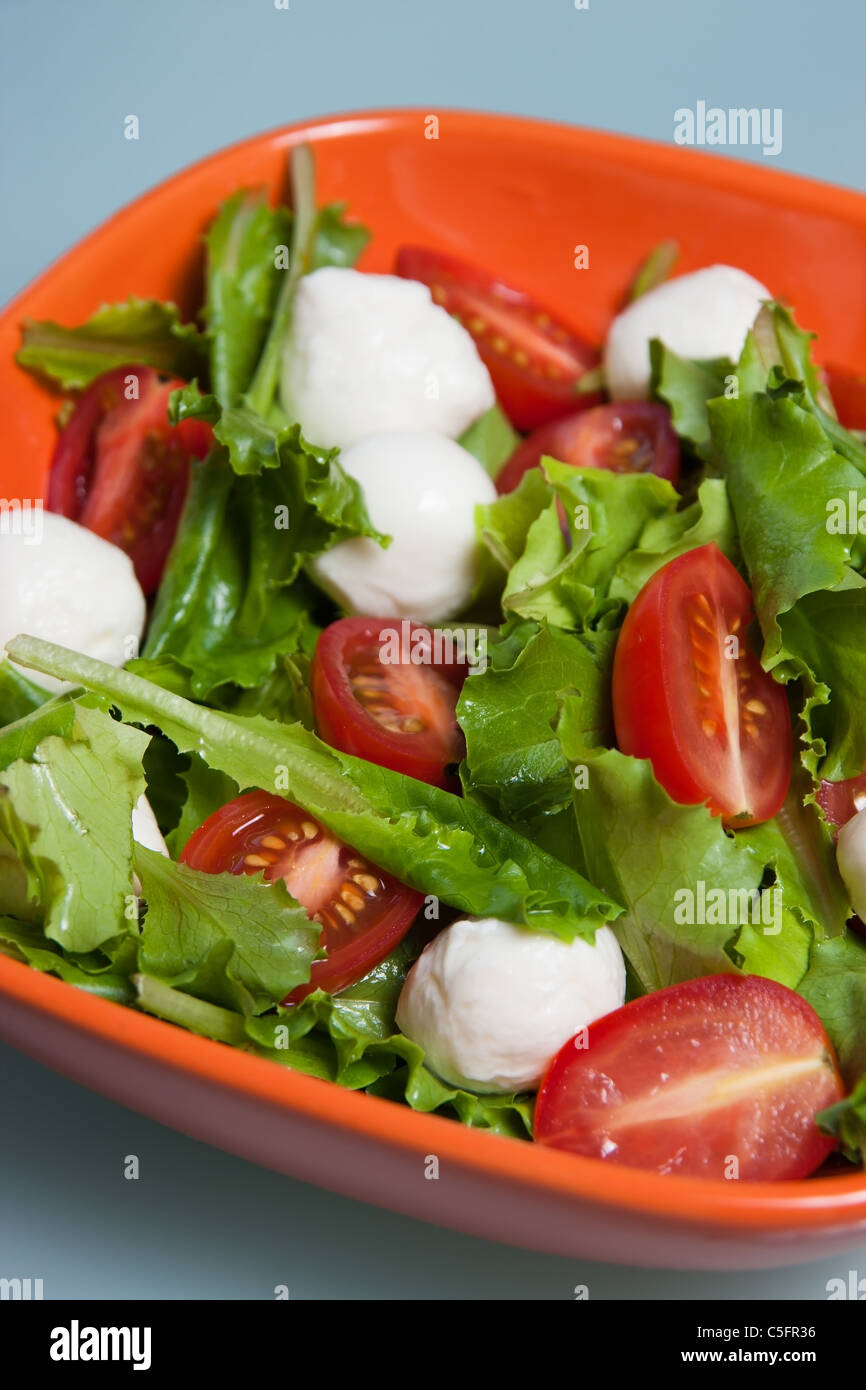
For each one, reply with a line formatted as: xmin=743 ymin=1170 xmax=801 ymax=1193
xmin=5 ymin=145 xmax=866 ymax=1182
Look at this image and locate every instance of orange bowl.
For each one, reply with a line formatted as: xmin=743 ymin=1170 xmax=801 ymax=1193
xmin=3 ymin=109 xmax=866 ymax=1269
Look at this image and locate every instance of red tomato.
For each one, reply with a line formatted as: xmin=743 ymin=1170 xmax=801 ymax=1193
xmin=48 ymin=365 xmax=212 ymax=593
xmin=395 ymin=246 xmax=599 ymax=431
xmin=312 ymin=617 xmax=467 ymax=789
xmin=495 ymin=402 xmax=681 ymax=495
xmin=180 ymin=791 xmax=422 ymax=1001
xmin=534 ymin=974 xmax=843 ymax=1180
xmin=825 ymin=366 xmax=866 ymax=430
xmin=818 ymin=771 xmax=866 ymax=829
xmin=612 ymin=544 xmax=791 ymax=827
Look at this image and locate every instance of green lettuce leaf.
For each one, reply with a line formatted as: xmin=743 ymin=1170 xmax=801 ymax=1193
xmin=16 ymin=299 xmax=207 ymax=391
xmin=140 ymin=388 xmax=383 ymax=698
xmin=458 ymin=403 xmax=520 ymax=480
xmin=204 ymin=190 xmax=293 ymax=407
xmin=458 ymin=622 xmax=615 ymax=831
xmin=708 ymin=390 xmax=866 ymax=778
xmin=556 ymin=701 xmax=850 ymax=993
xmin=0 ymin=704 xmax=147 ymax=953
xmin=0 ymin=661 xmax=52 ymax=726
xmin=8 ymin=637 xmax=622 ymax=943
xmin=135 ymin=844 xmax=321 ymax=1015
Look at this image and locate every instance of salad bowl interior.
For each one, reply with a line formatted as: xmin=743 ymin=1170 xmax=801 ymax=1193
xmin=2 ymin=108 xmax=866 ymax=1270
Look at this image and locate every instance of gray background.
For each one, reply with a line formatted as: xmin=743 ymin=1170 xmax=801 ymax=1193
xmin=1 ymin=0 xmax=864 ymax=1299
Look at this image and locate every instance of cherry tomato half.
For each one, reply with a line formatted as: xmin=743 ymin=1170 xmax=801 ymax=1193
xmin=495 ymin=401 xmax=681 ymax=494
xmin=395 ymin=246 xmax=600 ymax=431
xmin=180 ymin=791 xmax=423 ymax=1001
xmin=534 ymin=973 xmax=843 ymax=1180
xmin=48 ymin=365 xmax=212 ymax=593
xmin=312 ymin=617 xmax=467 ymax=789
xmin=612 ymin=544 xmax=792 ymax=827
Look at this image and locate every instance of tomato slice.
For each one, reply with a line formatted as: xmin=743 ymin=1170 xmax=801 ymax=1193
xmin=48 ymin=365 xmax=212 ymax=594
xmin=612 ymin=543 xmax=791 ymax=827
xmin=496 ymin=402 xmax=681 ymax=495
xmin=534 ymin=974 xmax=843 ymax=1180
xmin=395 ymin=246 xmax=599 ymax=431
xmin=180 ymin=791 xmax=423 ymax=1001
xmin=312 ymin=617 xmax=467 ymax=789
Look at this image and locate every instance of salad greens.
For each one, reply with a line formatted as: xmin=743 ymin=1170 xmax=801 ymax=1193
xmin=8 ymin=155 xmax=866 ymax=1166
xmin=16 ymin=299 xmax=208 ymax=392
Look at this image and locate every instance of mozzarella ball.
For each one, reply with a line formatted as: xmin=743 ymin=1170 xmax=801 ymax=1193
xmin=603 ymin=264 xmax=771 ymax=400
xmin=0 ymin=512 xmax=146 ymax=691
xmin=396 ymin=916 xmax=626 ymax=1094
xmin=281 ymin=267 xmax=495 ymax=447
xmin=308 ymin=431 xmax=497 ymax=621
xmin=131 ymin=794 xmax=169 ymax=858
xmin=837 ymin=808 xmax=866 ymax=921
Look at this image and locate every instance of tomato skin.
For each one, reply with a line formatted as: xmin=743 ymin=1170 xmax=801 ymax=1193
xmin=48 ymin=365 xmax=212 ymax=594
xmin=395 ymin=246 xmax=600 ymax=431
xmin=534 ymin=974 xmax=843 ymax=1180
xmin=496 ymin=402 xmax=681 ymax=495
xmin=818 ymin=772 xmax=866 ymax=829
xmin=180 ymin=791 xmax=422 ymax=1001
xmin=825 ymin=366 xmax=866 ymax=431
xmin=612 ymin=543 xmax=792 ymax=827
xmin=312 ymin=617 xmax=466 ymax=789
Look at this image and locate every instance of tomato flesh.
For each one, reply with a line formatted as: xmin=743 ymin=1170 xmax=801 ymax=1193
xmin=534 ymin=974 xmax=843 ymax=1180
xmin=180 ymin=791 xmax=423 ymax=1001
xmin=48 ymin=365 xmax=212 ymax=593
xmin=818 ymin=771 xmax=866 ymax=829
xmin=395 ymin=246 xmax=599 ymax=431
xmin=496 ymin=401 xmax=681 ymax=494
xmin=612 ymin=543 xmax=791 ymax=827
xmin=312 ymin=617 xmax=466 ymax=789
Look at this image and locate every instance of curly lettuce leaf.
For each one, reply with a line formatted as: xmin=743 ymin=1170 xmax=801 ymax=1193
xmin=458 ymin=622 xmax=615 ymax=830
xmin=708 ymin=390 xmax=866 ymax=778
xmin=556 ymin=699 xmax=850 ymax=993
xmin=0 ymin=704 xmax=147 ymax=953
xmin=16 ymin=299 xmax=207 ymax=391
xmin=135 ymin=844 xmax=320 ymax=1015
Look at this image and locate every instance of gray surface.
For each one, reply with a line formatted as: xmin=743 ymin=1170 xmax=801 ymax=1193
xmin=1 ymin=0 xmax=865 ymax=1299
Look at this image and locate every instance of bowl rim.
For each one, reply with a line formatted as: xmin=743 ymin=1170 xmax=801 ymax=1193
xmin=3 ymin=106 xmax=866 ymax=1234
xmin=4 ymin=105 xmax=866 ymax=320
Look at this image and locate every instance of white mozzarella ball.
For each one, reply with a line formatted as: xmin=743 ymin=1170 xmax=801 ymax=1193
xmin=396 ymin=916 xmax=627 ymax=1094
xmin=281 ymin=267 xmax=495 ymax=447
xmin=308 ymin=431 xmax=497 ymax=622
xmin=0 ymin=512 xmax=146 ymax=691
xmin=603 ymin=264 xmax=771 ymax=400
xmin=837 ymin=808 xmax=866 ymax=921
xmin=131 ymin=794 xmax=169 ymax=858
